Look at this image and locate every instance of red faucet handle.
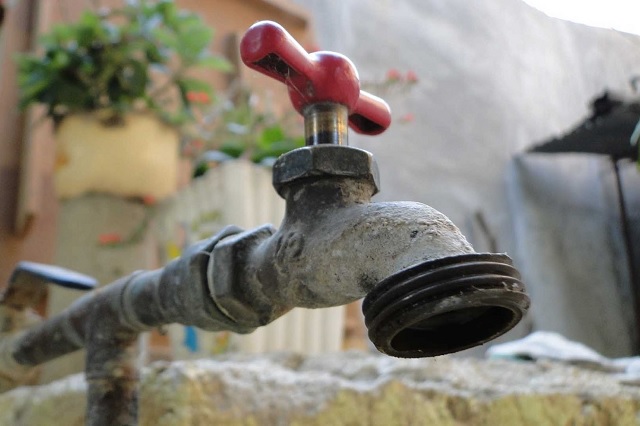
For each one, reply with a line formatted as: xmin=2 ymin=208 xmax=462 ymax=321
xmin=240 ymin=20 xmax=391 ymax=136
xmin=239 ymin=20 xmax=314 ymax=86
xmin=350 ymin=92 xmax=392 ymax=135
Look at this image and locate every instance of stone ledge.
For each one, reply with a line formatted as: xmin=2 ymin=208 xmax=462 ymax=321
xmin=1 ymin=351 xmax=639 ymax=425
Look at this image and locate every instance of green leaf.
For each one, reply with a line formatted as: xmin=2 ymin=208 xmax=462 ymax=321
xmin=118 ymin=60 xmax=148 ymax=97
xmin=78 ymin=10 xmax=102 ymax=28
xmin=51 ymin=78 xmax=92 ymax=110
xmin=176 ymin=80 xmax=191 ymax=111
xmin=220 ymin=140 xmax=245 ymax=158
xmin=252 ymin=138 xmax=302 ymax=162
xmin=196 ymin=54 xmax=233 ymax=72
xmin=13 ymin=0 xmax=227 ymax=127
xmin=179 ymin=77 xmax=212 ymax=95
xmin=50 ymin=51 xmax=70 ymax=69
xmin=176 ymin=26 xmax=212 ymax=64
xmin=42 ymin=24 xmax=74 ymax=47
xmin=144 ymin=42 xmax=165 ymax=63
xmin=258 ymin=125 xmax=285 ymax=148
xmin=150 ymin=27 xmax=178 ymax=49
xmin=157 ymin=0 xmax=180 ymax=27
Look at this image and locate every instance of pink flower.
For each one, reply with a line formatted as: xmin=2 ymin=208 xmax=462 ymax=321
xmin=406 ymin=70 xmax=418 ymax=83
xmin=142 ymin=195 xmax=156 ymax=205
xmin=386 ymin=69 xmax=402 ymax=81
xmin=399 ymin=113 xmax=415 ymax=123
xmin=186 ymin=92 xmax=210 ymax=104
xmin=191 ymin=139 xmax=205 ymax=150
xmin=98 ymin=233 xmax=122 ymax=245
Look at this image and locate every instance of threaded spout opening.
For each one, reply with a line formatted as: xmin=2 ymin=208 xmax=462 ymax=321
xmin=363 ymin=253 xmax=529 ymax=358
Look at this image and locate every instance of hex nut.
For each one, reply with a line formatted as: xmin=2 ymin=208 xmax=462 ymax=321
xmin=210 ymin=224 xmax=276 ymax=327
xmin=272 ymin=145 xmax=380 ymax=197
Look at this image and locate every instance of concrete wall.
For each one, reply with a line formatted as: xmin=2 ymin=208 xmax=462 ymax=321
xmin=2 ymin=352 xmax=640 ymax=425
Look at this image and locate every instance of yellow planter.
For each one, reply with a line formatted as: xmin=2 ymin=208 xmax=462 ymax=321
xmin=54 ymin=112 xmax=179 ymax=200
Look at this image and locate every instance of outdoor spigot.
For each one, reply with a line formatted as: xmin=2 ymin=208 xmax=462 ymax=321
xmin=231 ymin=21 xmax=530 ymax=357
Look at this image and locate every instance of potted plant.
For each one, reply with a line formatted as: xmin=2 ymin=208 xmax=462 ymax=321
xmin=16 ymin=0 xmax=231 ymax=200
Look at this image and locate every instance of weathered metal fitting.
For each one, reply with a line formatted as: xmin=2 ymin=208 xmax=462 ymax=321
xmin=303 ymin=102 xmax=349 ymax=146
xmin=272 ymin=145 xmax=380 ymax=198
xmin=210 ymin=225 xmax=277 ymax=328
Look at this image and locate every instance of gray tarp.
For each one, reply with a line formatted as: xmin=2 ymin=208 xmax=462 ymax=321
xmin=508 ymin=153 xmax=638 ymax=357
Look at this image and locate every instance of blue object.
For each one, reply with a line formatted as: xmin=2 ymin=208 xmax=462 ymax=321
xmin=10 ymin=261 xmax=98 ymax=290
xmin=183 ymin=326 xmax=199 ymax=352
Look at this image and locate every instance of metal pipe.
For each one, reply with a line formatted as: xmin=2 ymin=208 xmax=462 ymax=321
xmin=3 ymin=227 xmax=248 ymax=425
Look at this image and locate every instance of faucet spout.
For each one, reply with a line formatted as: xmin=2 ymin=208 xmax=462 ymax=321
xmin=256 ymin=199 xmax=476 ymax=310
xmin=227 ymin=20 xmax=529 ymax=357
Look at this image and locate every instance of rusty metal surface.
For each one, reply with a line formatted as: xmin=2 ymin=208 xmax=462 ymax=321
xmin=0 ymin=306 xmax=41 ymax=392
xmin=84 ymin=284 xmax=139 ymax=426
xmin=0 ymin=139 xmax=525 ymax=420
xmin=3 ymin=227 xmax=243 ymax=425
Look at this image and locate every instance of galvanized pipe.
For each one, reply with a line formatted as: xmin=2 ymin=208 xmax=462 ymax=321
xmin=4 ymin=227 xmax=248 ymax=425
xmin=84 ymin=289 xmax=138 ymax=426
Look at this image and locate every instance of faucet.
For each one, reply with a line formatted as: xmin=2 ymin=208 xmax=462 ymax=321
xmin=218 ymin=21 xmax=529 ymax=357
xmin=0 ymin=21 xmax=529 ymax=425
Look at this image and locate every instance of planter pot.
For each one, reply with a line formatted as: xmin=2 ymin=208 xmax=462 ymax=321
xmin=54 ymin=112 xmax=179 ymax=200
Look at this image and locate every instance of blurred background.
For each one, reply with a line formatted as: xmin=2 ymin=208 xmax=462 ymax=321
xmin=1 ymin=0 xmax=639 ymax=383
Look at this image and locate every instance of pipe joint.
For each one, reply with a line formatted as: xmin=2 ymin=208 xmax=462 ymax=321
xmin=211 ymin=225 xmax=278 ymax=328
